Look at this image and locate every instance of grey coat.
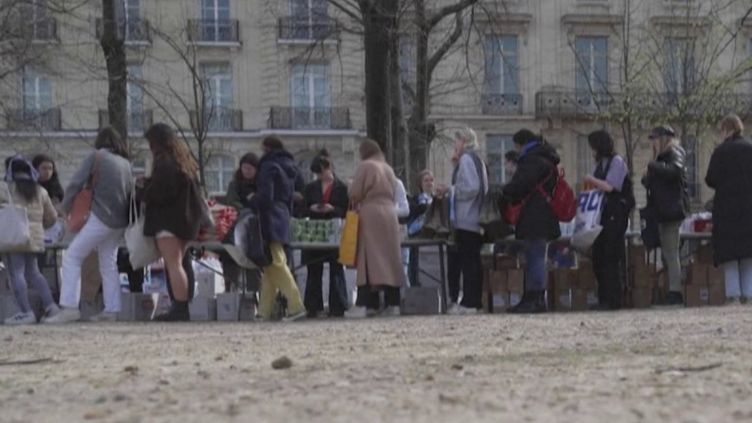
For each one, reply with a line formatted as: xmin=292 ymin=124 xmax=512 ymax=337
xmin=62 ymin=149 xmax=133 ymax=229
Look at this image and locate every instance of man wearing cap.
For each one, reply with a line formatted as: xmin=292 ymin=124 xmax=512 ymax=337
xmin=642 ymin=125 xmax=690 ymax=305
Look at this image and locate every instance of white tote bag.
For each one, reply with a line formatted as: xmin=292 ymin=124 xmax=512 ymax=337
xmin=570 ymin=189 xmax=604 ymax=253
xmin=0 ymin=185 xmax=32 ymax=252
xmin=125 ymin=190 xmax=160 ymax=269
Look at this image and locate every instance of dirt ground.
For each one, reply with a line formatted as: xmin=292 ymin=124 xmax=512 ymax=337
xmin=1 ymin=306 xmax=752 ymax=423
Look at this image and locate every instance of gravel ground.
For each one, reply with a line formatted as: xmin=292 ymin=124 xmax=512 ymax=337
xmin=1 ymin=305 xmax=752 ymax=423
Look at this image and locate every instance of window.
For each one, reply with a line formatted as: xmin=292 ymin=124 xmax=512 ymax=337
xmin=127 ymin=65 xmax=145 ymax=130
xmin=291 ymin=64 xmax=330 ymax=128
xmin=206 ymin=155 xmax=235 ymax=195
xmin=486 ymin=134 xmax=514 ymax=185
xmin=575 ymin=36 xmax=608 ymax=106
xmin=684 ymin=136 xmax=699 ymax=199
xmin=24 ymin=0 xmax=54 ymax=40
xmin=200 ymin=0 xmax=231 ymax=41
xmin=23 ymin=70 xmax=52 ymax=114
xmin=576 ymin=135 xmax=595 ymax=187
xmin=399 ymin=36 xmax=415 ymax=111
xmin=201 ymin=63 xmax=233 ymax=130
xmin=664 ymin=37 xmax=697 ymax=95
xmin=484 ymin=35 xmax=519 ymax=95
xmin=123 ymin=0 xmax=144 ymax=41
xmin=290 ymin=0 xmax=329 ymax=39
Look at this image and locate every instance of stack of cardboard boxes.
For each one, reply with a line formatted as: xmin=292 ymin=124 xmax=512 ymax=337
xmin=549 ymin=262 xmax=598 ymax=312
xmin=630 ymin=245 xmax=656 ymax=308
xmin=684 ymin=245 xmax=725 ymax=307
xmin=484 ymin=255 xmax=523 ymax=313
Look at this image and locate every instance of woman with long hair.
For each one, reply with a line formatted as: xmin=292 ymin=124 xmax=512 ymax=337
xmin=406 ymin=169 xmax=436 ymax=287
xmin=139 ymin=123 xmax=204 ymax=321
xmin=45 ymin=127 xmax=133 ymax=323
xmin=0 ymin=156 xmax=59 ymax=324
xmin=31 ymin=154 xmax=64 ymax=205
xmin=224 ymin=152 xmax=259 ymax=211
xmin=583 ymin=130 xmax=635 ymax=311
xmin=642 ymin=125 xmax=690 ymax=305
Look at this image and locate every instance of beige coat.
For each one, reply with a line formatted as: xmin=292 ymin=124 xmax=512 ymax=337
xmin=350 ymin=159 xmax=405 ymax=287
xmin=0 ymin=182 xmax=57 ymax=252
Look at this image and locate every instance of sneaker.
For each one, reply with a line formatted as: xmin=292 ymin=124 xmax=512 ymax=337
xmin=448 ymin=305 xmax=479 ymax=315
xmin=42 ymin=307 xmax=81 ymax=324
xmin=4 ymin=311 xmax=37 ymax=325
xmin=88 ymin=311 xmax=118 ymax=322
xmin=41 ymin=304 xmax=61 ymax=322
xmin=380 ymin=306 xmax=401 ymax=317
xmin=727 ymin=297 xmax=742 ymax=306
xmin=447 ymin=303 xmax=461 ymax=314
xmin=283 ymin=310 xmax=307 ymax=322
xmin=345 ymin=306 xmax=367 ymax=319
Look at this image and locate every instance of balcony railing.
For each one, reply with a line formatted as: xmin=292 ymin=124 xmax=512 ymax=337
xmin=481 ymin=93 xmax=523 ymax=115
xmin=190 ymin=108 xmax=243 ymax=132
xmin=95 ymin=18 xmax=151 ymax=43
xmin=278 ymin=17 xmax=337 ymax=41
xmin=24 ymin=17 xmax=57 ymax=41
xmin=98 ymin=110 xmax=154 ymax=132
xmin=7 ymin=108 xmax=61 ymax=131
xmin=187 ymin=19 xmax=240 ymax=44
xmin=269 ymin=107 xmax=351 ymax=130
xmin=536 ymin=91 xmax=618 ymax=118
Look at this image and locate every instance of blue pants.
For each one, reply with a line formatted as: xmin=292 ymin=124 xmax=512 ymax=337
xmin=4 ymin=253 xmax=55 ymax=313
xmin=523 ymin=239 xmax=548 ymax=292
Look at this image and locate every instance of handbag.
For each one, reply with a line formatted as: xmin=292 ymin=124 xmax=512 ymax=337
xmin=0 ymin=184 xmax=32 ymax=252
xmin=124 ymin=188 xmax=160 ymax=269
xmin=570 ymin=189 xmax=604 ymax=253
xmin=338 ymin=207 xmax=359 ymax=267
xmin=67 ymin=152 xmax=100 ymax=233
xmin=421 ymin=197 xmax=451 ymax=238
xmin=234 ymin=209 xmax=271 ymax=267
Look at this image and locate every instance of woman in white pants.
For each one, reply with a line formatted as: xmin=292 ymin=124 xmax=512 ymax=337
xmin=45 ymin=128 xmax=133 ymax=323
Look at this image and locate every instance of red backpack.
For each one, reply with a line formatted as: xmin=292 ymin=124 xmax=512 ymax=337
xmin=539 ymin=167 xmax=576 ymax=222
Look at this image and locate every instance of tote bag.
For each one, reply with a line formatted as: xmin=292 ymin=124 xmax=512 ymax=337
xmin=570 ymin=189 xmax=604 ymax=253
xmin=124 ymin=190 xmax=160 ymax=269
xmin=66 ymin=152 xmax=100 ymax=233
xmin=0 ymin=185 xmax=32 ymax=252
xmin=234 ymin=209 xmax=270 ymax=268
xmin=338 ymin=209 xmax=359 ymax=267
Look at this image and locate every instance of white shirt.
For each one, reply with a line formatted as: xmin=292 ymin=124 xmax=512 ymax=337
xmin=393 ymin=179 xmax=410 ymax=219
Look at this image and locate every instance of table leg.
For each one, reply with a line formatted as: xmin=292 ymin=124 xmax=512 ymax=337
xmin=438 ymin=243 xmax=448 ymax=313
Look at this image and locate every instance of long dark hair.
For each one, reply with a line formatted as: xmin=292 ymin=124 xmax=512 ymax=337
xmin=32 ymin=154 xmax=64 ymax=202
xmin=587 ymin=130 xmax=615 ymax=161
xmin=234 ymin=152 xmax=259 ymax=185
xmin=5 ymin=157 xmax=39 ymax=203
xmin=95 ymin=127 xmax=129 ymax=159
xmin=144 ymin=123 xmax=199 ymax=178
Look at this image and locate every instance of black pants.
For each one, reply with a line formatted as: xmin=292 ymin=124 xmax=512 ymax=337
xmin=592 ymin=211 xmax=628 ymax=309
xmin=456 ymin=229 xmax=483 ymax=309
xmin=447 ymin=246 xmax=461 ymax=304
xmin=165 ymin=253 xmax=196 ymax=302
xmin=355 ymin=285 xmax=400 ymax=310
xmin=408 ymin=247 xmax=421 ymax=287
xmin=305 ymin=260 xmax=349 ymax=316
xmin=117 ymin=248 xmax=145 ymax=293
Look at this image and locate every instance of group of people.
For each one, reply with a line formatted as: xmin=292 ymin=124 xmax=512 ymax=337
xmin=1 ymin=113 xmax=751 ymax=324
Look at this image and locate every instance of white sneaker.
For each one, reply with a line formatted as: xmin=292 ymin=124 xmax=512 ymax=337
xmin=89 ymin=311 xmax=118 ymax=322
xmin=4 ymin=312 xmax=37 ymax=325
xmin=447 ymin=303 xmax=461 ymax=315
xmin=380 ymin=306 xmax=401 ymax=317
xmin=282 ymin=310 xmax=306 ymax=323
xmin=345 ymin=306 xmax=367 ymax=319
xmin=42 ymin=307 xmax=81 ymax=324
xmin=449 ymin=305 xmax=479 ymax=315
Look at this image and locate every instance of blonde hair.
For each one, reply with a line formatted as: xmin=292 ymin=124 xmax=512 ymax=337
xmin=359 ymin=138 xmax=383 ymax=161
xmin=720 ymin=114 xmax=744 ymax=137
xmin=657 ymin=136 xmax=680 ymax=155
xmin=454 ymin=126 xmax=478 ymax=150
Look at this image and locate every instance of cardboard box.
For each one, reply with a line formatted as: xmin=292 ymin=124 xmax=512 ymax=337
xmin=507 ymin=269 xmax=524 ymax=292
xmin=189 ymin=297 xmax=217 ymax=321
xmin=554 ymin=289 xmax=572 ymax=311
xmin=509 ymin=291 xmax=522 ymax=308
xmin=697 ymin=245 xmax=714 ymax=264
xmin=552 ymin=269 xmax=573 ymax=290
xmin=632 ymin=288 xmax=653 ymax=309
xmin=587 ymin=290 xmax=599 ymax=307
xmin=238 ymin=294 xmax=257 ymax=321
xmin=629 ymin=245 xmax=648 ymax=266
xmin=685 ymin=284 xmax=710 ymax=307
xmin=119 ymin=293 xmax=158 ymax=321
xmin=216 ymin=293 xmax=241 ymax=321
xmin=490 ymin=292 xmax=511 ymax=313
xmin=632 ymin=267 xmax=656 ymax=288
xmin=687 ymin=263 xmax=709 ymax=286
xmin=708 ymin=283 xmax=725 ymax=306
xmin=495 ymin=255 xmax=520 ymax=270
xmin=577 ymin=266 xmax=597 ymax=289
xmin=488 ymin=270 xmax=508 ymax=293
xmin=402 ymin=287 xmax=441 ymax=315
xmin=707 ymin=265 xmax=724 ymax=286
xmin=571 ymin=289 xmax=588 ymax=311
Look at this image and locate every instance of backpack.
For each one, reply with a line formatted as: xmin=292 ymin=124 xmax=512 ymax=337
xmin=538 ymin=167 xmax=577 ymax=223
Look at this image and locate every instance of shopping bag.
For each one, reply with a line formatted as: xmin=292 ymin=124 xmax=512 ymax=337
xmin=234 ymin=209 xmax=271 ymax=267
xmin=338 ymin=210 xmax=359 ymax=267
xmin=125 ymin=191 xmax=160 ymax=269
xmin=640 ymin=205 xmax=660 ymax=250
xmin=66 ymin=152 xmax=100 ymax=233
xmin=0 ymin=201 xmax=31 ymax=252
xmin=480 ymin=185 xmax=512 ymax=241
xmin=570 ymin=189 xmax=604 ymax=253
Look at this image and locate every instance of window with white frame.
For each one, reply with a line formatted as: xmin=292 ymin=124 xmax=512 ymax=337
xmin=200 ymin=0 xmax=231 ymax=41
xmin=24 ymin=0 xmax=53 ymax=40
xmin=127 ymin=64 xmax=145 ymax=130
xmin=291 ymin=64 xmax=330 ymax=128
xmin=200 ymin=63 xmax=233 ymax=130
xmin=486 ymin=134 xmax=514 ymax=185
xmin=575 ymin=36 xmax=608 ymax=105
xmin=290 ymin=0 xmax=329 ymax=39
xmin=23 ymin=70 xmax=52 ymax=114
xmin=664 ymin=37 xmax=697 ymax=95
xmin=122 ymin=0 xmax=143 ymax=41
xmin=399 ymin=36 xmax=416 ymax=110
xmin=484 ymin=35 xmax=519 ymax=95
xmin=576 ymin=135 xmax=595 ymax=187
xmin=206 ymin=154 xmax=235 ymax=195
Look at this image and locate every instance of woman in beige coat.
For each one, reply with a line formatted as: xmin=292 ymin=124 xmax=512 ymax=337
xmin=346 ymin=139 xmax=405 ymax=318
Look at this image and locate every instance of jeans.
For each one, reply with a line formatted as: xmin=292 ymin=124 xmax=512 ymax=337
xmin=258 ymin=242 xmax=305 ymax=319
xmin=456 ymin=229 xmax=483 ymax=309
xmin=723 ymin=259 xmax=752 ymax=299
xmin=447 ymin=246 xmax=461 ymax=304
xmin=4 ymin=253 xmax=55 ymax=313
xmin=59 ymin=214 xmax=124 ymax=313
xmin=659 ymin=221 xmax=682 ymax=293
xmin=305 ymin=259 xmax=349 ymax=316
xmin=523 ymin=239 xmax=548 ymax=292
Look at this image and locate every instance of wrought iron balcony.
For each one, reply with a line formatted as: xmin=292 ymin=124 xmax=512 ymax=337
xmin=98 ymin=110 xmax=154 ymax=132
xmin=187 ymin=19 xmax=240 ymax=44
xmin=278 ymin=17 xmax=337 ymax=41
xmin=481 ymin=93 xmax=523 ymax=115
xmin=190 ymin=108 xmax=243 ymax=132
xmin=7 ymin=108 xmax=61 ymax=131
xmin=269 ymin=107 xmax=351 ymax=130
xmin=95 ymin=18 xmax=151 ymax=43
xmin=536 ymin=90 xmax=618 ymax=118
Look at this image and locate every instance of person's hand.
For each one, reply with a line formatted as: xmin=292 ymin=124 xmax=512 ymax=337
xmin=583 ymin=175 xmax=595 ymax=185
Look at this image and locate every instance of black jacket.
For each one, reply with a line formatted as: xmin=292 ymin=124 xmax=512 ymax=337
xmin=641 ymin=146 xmax=690 ymax=223
xmin=303 ymin=177 xmax=348 ymax=220
xmin=502 ymin=142 xmax=561 ymax=241
xmin=247 ymin=149 xmax=304 ymax=245
xmin=141 ymin=159 xmax=203 ymax=241
xmin=705 ymin=135 xmax=752 ymax=264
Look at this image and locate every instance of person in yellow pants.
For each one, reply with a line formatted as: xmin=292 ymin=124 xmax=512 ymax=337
xmin=258 ymin=242 xmax=306 ymax=320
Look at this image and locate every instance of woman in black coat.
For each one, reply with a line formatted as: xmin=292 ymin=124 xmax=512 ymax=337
xmin=502 ymin=129 xmax=561 ymax=314
xmin=642 ymin=125 xmax=689 ymax=305
xmin=705 ymin=114 xmax=752 ymax=303
xmin=302 ymin=154 xmax=349 ymax=317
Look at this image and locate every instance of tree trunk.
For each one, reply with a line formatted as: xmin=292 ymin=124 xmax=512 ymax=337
xmin=388 ymin=31 xmax=409 ymax=182
xmin=100 ymin=0 xmax=127 ymax=142
xmin=408 ymin=0 xmax=432 ymax=187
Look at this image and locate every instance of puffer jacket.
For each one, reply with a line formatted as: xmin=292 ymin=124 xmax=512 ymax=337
xmin=642 ymin=145 xmax=690 ymax=223
xmin=0 ymin=182 xmax=57 ymax=252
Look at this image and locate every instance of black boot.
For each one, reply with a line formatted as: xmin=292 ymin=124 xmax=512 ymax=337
xmin=154 ymin=301 xmax=190 ymax=322
xmin=508 ymin=291 xmax=547 ymax=314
